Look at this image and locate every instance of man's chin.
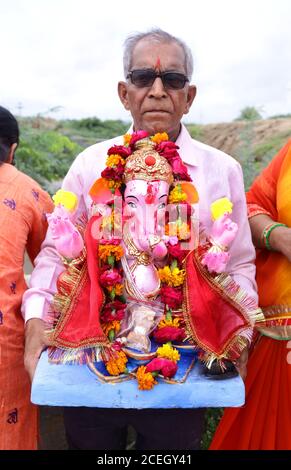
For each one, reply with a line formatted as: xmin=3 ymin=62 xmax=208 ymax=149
xmin=140 ymin=119 xmax=171 ymax=136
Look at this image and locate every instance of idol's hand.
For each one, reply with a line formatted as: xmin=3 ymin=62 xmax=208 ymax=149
xmin=47 ymin=206 xmax=84 ymax=259
xmin=211 ymin=213 xmax=238 ymax=248
xmin=201 ymin=250 xmax=230 ymax=273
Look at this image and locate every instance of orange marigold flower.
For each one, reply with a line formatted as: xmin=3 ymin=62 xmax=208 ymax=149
xmin=106 ymin=350 xmax=128 ymax=376
xmin=136 ymin=366 xmax=157 ymax=390
xmin=158 ymin=317 xmax=181 ymax=329
xmin=123 ymin=134 xmax=131 ymax=145
xmin=106 ymin=154 xmax=125 ymax=168
xmin=99 ymin=244 xmax=124 ymax=262
xmin=107 ymin=284 xmax=124 ymax=296
xmin=102 ymin=320 xmax=121 ymax=337
xmin=151 ymin=132 xmax=169 ymax=144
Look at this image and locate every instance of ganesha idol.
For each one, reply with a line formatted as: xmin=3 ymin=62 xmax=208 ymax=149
xmin=45 ymin=131 xmax=264 ymax=389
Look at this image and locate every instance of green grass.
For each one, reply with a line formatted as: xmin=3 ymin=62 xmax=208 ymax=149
xmin=201 ymin=408 xmax=224 ymax=449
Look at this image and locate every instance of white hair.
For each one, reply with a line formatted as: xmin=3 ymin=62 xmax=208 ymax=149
xmin=123 ymin=28 xmax=194 ymax=80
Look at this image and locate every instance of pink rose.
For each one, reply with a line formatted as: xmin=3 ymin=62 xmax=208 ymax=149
xmin=102 ymin=301 xmax=126 ymax=322
xmin=130 ymin=130 xmax=149 ymax=147
xmin=107 ymin=145 xmax=131 ymax=158
xmin=155 ymin=141 xmax=180 ymax=160
xmin=99 ymin=268 xmax=122 ymax=287
xmin=146 ymin=358 xmax=178 ymax=378
xmin=101 ymin=163 xmax=124 ymax=180
xmin=167 ymin=243 xmax=188 ymax=264
xmin=170 ymin=157 xmax=192 ymax=181
xmin=99 ymin=239 xmax=121 ymax=246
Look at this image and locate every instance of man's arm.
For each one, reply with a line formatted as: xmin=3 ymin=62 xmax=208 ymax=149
xmin=226 ymin=162 xmax=258 ymax=302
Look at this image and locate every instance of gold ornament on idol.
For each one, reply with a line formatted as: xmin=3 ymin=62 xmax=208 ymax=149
xmin=123 ymin=138 xmax=174 ymax=185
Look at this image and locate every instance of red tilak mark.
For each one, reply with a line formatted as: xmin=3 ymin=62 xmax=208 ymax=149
xmin=155 ymin=57 xmax=161 ymax=70
xmin=145 ymin=183 xmax=158 ymax=204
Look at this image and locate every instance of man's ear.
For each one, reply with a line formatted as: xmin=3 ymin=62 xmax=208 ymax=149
xmin=184 ymin=85 xmax=197 ymax=115
xmin=7 ymin=143 xmax=17 ymax=164
xmin=118 ymin=81 xmax=130 ymax=110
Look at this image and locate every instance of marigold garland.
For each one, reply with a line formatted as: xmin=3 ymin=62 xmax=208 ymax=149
xmin=136 ymin=366 xmax=157 ymax=390
xmin=158 ymin=266 xmax=186 ymax=287
xmin=106 ymin=154 xmax=126 ymax=167
xmin=156 ymin=343 xmax=181 ymax=362
xmin=151 ymin=132 xmax=169 ymax=144
xmin=158 ymin=317 xmax=181 ymax=329
xmin=99 ymin=244 xmax=124 ymax=262
xmin=102 ymin=320 xmax=121 ymax=337
xmin=169 ymin=184 xmax=187 ymax=204
xmin=95 ymin=130 xmax=192 ymax=385
xmin=106 ymin=350 xmax=128 ymax=376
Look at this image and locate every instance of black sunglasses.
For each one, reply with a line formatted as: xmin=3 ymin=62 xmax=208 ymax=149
xmin=127 ymin=69 xmax=189 ymax=90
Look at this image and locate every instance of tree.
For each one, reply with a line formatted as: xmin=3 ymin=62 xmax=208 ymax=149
xmin=235 ymin=106 xmax=262 ymax=121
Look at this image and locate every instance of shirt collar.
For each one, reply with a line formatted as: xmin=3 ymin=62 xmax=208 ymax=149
xmin=176 ymin=124 xmax=198 ymax=167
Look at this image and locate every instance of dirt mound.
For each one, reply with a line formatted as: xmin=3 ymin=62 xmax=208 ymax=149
xmin=199 ymin=118 xmax=291 ymax=157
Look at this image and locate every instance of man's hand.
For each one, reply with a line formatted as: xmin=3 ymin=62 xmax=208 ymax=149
xmin=24 ymin=318 xmax=51 ymax=381
xmin=234 ymin=347 xmax=248 ymax=381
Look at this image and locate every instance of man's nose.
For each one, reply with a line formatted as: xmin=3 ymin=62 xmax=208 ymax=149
xmin=148 ymin=77 xmax=167 ymax=98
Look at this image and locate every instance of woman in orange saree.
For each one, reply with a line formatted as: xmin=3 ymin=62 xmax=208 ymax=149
xmin=0 ymin=107 xmax=53 ymax=449
xmin=210 ymin=140 xmax=291 ymax=450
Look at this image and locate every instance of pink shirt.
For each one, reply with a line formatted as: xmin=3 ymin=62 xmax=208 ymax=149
xmin=22 ymin=124 xmax=257 ymax=321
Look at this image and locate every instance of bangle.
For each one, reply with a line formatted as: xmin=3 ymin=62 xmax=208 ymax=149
xmin=262 ymin=222 xmax=287 ymax=251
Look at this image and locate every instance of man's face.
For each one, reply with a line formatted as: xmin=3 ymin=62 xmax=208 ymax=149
xmin=118 ymin=40 xmax=196 ymax=141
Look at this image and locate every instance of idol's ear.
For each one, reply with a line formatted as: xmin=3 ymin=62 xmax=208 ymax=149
xmin=118 ymin=81 xmax=130 ymax=111
xmin=184 ymin=85 xmax=197 ymax=114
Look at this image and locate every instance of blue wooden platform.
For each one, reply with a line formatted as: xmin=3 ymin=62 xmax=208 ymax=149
xmin=31 ymin=350 xmax=245 ymax=408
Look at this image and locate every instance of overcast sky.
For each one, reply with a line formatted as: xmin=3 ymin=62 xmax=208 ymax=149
xmin=1 ymin=0 xmax=290 ymax=124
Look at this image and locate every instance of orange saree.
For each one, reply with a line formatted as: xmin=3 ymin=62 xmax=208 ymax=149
xmin=0 ymin=163 xmax=53 ymax=450
xmin=210 ymin=141 xmax=291 ymax=450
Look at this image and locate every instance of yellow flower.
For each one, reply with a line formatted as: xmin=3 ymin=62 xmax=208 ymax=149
xmin=108 ymin=180 xmax=122 ymax=190
xmin=136 ymin=366 xmax=157 ymax=390
xmin=107 ymin=284 xmax=124 ymax=296
xmin=157 ymin=343 xmax=180 ymax=362
xmin=211 ymin=197 xmax=233 ymax=220
xmin=102 ymin=320 xmax=121 ymax=337
xmin=106 ymin=154 xmax=125 ymax=168
xmin=169 ymin=185 xmax=187 ymax=204
xmin=158 ymin=266 xmax=185 ymax=287
xmin=106 ymin=350 xmax=128 ymax=376
xmin=165 ymin=222 xmax=190 ymax=240
xmin=99 ymin=244 xmax=124 ymax=262
xmin=123 ymin=134 xmax=131 ymax=145
xmin=52 ymin=189 xmax=78 ymax=213
xmin=158 ymin=317 xmax=181 ymax=329
xmin=151 ymin=132 xmax=169 ymax=144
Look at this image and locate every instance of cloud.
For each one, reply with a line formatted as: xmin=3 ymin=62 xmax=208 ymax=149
xmin=1 ymin=0 xmax=290 ymax=123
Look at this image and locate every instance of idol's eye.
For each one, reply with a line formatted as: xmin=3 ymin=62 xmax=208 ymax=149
xmin=158 ymin=202 xmax=166 ymax=210
xmin=127 ymin=201 xmax=137 ymax=209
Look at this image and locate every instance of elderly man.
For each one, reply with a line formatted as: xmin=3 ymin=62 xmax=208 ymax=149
xmin=23 ymin=28 xmax=257 ymax=450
